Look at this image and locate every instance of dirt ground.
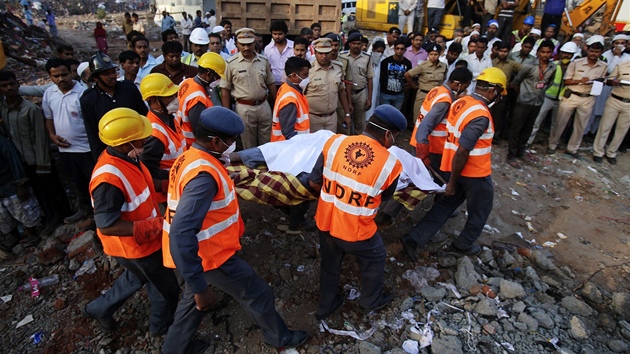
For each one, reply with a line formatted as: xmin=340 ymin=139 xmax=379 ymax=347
xmin=1 ymin=11 xmax=630 ymax=354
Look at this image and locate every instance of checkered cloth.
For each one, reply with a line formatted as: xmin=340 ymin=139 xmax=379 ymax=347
xmin=227 ymin=163 xmax=428 ymax=209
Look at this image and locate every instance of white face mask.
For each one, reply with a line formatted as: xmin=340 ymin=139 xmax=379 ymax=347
xmin=166 ymin=97 xmax=179 ymax=114
xmin=298 ymin=76 xmax=310 ymax=90
xmin=127 ymin=142 xmax=144 ymax=160
xmin=372 ymin=52 xmax=383 ymax=64
xmin=209 ymin=80 xmax=220 ymax=89
xmin=221 ymin=141 xmax=236 ymax=166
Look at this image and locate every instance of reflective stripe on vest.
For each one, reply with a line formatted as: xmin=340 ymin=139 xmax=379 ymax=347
xmin=545 ymin=60 xmax=564 ymax=99
xmin=163 ymin=147 xmax=243 ymax=270
xmin=441 ymin=96 xmax=494 ymax=177
xmin=271 ymin=84 xmax=310 ymax=142
xmin=315 ymin=134 xmax=402 ymax=241
xmin=89 ymin=152 xmax=161 ymax=259
xmin=147 ymin=111 xmax=186 ymax=171
xmin=410 ymin=86 xmax=453 ymax=153
xmin=176 ymin=78 xmax=212 ymax=147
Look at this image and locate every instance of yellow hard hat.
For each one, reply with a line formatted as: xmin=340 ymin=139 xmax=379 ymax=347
xmin=198 ymin=52 xmax=226 ymax=79
xmin=140 ymin=73 xmax=179 ymax=101
xmin=98 ymin=108 xmax=152 ymax=146
xmin=477 ymin=67 xmax=508 ymax=95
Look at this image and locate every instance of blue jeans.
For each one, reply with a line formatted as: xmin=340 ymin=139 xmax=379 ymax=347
xmin=379 ymin=92 xmax=405 ymax=111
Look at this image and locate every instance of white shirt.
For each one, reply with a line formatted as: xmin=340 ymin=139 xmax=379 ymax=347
xmin=485 ymin=37 xmax=501 ymax=57
xmin=42 ymin=82 xmax=90 ymax=153
xmin=602 ymin=49 xmax=630 ymax=74
xmin=398 ymin=0 xmax=418 ymax=13
xmin=180 ymin=18 xmax=193 ymax=35
xmin=427 ymin=0 xmax=445 ymax=8
xmin=264 ymin=39 xmax=295 ymax=84
xmin=439 ymin=56 xmax=457 ymax=84
xmin=466 ymin=53 xmax=492 ymax=78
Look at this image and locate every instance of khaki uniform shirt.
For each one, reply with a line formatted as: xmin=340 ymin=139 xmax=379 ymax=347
xmin=611 ymin=61 xmax=630 ymax=99
xmin=339 ymin=50 xmax=374 ymax=91
xmin=492 ymin=58 xmax=522 ymax=83
xmin=407 ymin=60 xmax=447 ymax=93
xmin=220 ymin=52 xmax=274 ymax=100
xmin=306 ymin=59 xmax=344 ymax=115
xmin=564 ymin=57 xmax=608 ymax=94
xmin=335 ymin=56 xmax=353 ymax=83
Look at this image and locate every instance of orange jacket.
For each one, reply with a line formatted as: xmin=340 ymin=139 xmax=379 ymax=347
xmin=410 ymin=85 xmax=452 ymax=154
xmin=271 ymin=83 xmax=310 ymax=142
xmin=162 ymin=146 xmax=244 ymax=270
xmin=314 ymin=134 xmax=402 ymax=241
xmin=146 ymin=111 xmax=186 ymax=202
xmin=441 ymin=96 xmax=494 ymax=177
xmin=89 ymin=150 xmax=161 ymax=259
xmin=176 ymin=78 xmax=212 ymax=147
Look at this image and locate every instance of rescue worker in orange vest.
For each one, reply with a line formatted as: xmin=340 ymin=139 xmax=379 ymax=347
xmin=308 ymin=104 xmax=406 ymax=320
xmin=411 ymin=67 xmax=473 ymax=182
xmin=175 ymin=52 xmax=225 ymax=147
xmin=401 ymin=68 xmax=507 ymax=260
xmin=139 ymin=73 xmax=185 ymax=203
xmin=271 ymin=56 xmax=311 ymax=142
xmin=162 ymin=106 xmax=308 ymax=354
xmin=82 ymin=108 xmax=179 ymax=335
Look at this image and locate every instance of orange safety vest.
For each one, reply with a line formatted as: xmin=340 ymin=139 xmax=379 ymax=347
xmin=314 ymin=134 xmax=402 ymax=241
xmin=89 ymin=150 xmax=161 ymax=259
xmin=162 ymin=146 xmax=244 ymax=270
xmin=146 ymin=111 xmax=186 ymax=202
xmin=176 ymin=78 xmax=212 ymax=147
xmin=271 ymin=83 xmax=310 ymax=142
xmin=410 ymin=85 xmax=452 ymax=155
xmin=440 ymin=96 xmax=494 ymax=177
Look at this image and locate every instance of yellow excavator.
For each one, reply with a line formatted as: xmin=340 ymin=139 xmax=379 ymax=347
xmin=355 ymin=0 xmax=628 ymax=39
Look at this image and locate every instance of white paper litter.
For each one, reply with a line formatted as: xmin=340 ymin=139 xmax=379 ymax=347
xmin=543 ymin=241 xmax=557 ymax=248
xmin=1 ymin=295 xmax=13 ymax=303
xmin=342 ymin=284 xmax=361 ymax=300
xmin=510 ymin=188 xmax=520 ymax=196
xmin=587 ymin=166 xmax=598 ymax=174
xmin=495 ymin=342 xmax=516 ymax=351
xmin=16 ymin=314 xmax=34 ymax=328
xmin=556 ymin=233 xmax=567 ymax=240
xmin=319 ymin=320 xmax=376 ymax=340
xmin=437 ymin=282 xmax=462 ymax=298
xmin=402 ymin=339 xmax=420 ymax=354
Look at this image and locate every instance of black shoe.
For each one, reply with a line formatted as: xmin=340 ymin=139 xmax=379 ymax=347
xmin=359 ymin=292 xmax=393 ymax=313
xmin=606 ymin=156 xmax=617 ymax=165
xmin=564 ymin=151 xmax=583 ymax=161
xmin=64 ymin=209 xmax=89 ymax=224
xmin=400 ymin=234 xmax=418 ymax=261
xmin=275 ymin=330 xmax=309 ymax=351
xmin=546 ymin=148 xmax=556 ymax=155
xmin=593 ymin=156 xmax=603 ymax=163
xmin=81 ymin=304 xmax=118 ymax=332
xmin=315 ymin=295 xmax=344 ymax=321
xmin=450 ymin=243 xmax=482 ymax=256
xmin=184 ymin=339 xmax=209 ymax=354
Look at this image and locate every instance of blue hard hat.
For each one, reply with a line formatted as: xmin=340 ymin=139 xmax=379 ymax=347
xmin=523 ymin=16 xmax=535 ymax=26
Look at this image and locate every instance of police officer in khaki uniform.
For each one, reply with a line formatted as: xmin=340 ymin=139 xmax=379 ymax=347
xmin=404 ymin=44 xmax=447 ymax=121
xmin=339 ymin=32 xmax=374 ymax=135
xmin=306 ymin=38 xmax=352 ymax=132
xmin=324 ymin=33 xmax=354 ymax=134
xmin=221 ymin=28 xmax=277 ymax=148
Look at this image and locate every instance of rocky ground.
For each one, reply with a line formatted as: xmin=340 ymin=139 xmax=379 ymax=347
xmin=2 ymin=11 xmax=630 ymax=354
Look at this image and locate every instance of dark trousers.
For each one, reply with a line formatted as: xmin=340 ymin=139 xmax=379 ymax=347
xmin=24 ymin=162 xmax=71 ymax=226
xmin=162 ymin=255 xmax=291 ymax=354
xmin=497 ymin=16 xmax=513 ymax=42
xmin=408 ymin=175 xmax=493 ymax=249
xmin=429 ymin=153 xmax=448 ymax=185
xmin=508 ymin=102 xmax=541 ymax=160
xmin=86 ymin=250 xmax=180 ymax=334
xmin=427 ymin=8 xmax=444 ymax=30
xmin=541 ymin=13 xmax=563 ymax=38
xmin=318 ymin=230 xmax=386 ymax=313
xmin=492 ymin=88 xmax=517 ymax=140
xmin=59 ymin=152 xmax=95 ymax=209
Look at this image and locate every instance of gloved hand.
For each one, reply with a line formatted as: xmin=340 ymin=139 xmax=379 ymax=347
xmin=133 ymin=217 xmax=164 ymax=245
xmin=415 ymin=143 xmax=431 ymax=166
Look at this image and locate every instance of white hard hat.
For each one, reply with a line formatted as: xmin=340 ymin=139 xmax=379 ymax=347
xmin=190 ymin=28 xmax=210 ymax=45
xmin=560 ymin=41 xmax=579 ymax=54
xmin=586 ymin=34 xmax=604 ymax=46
